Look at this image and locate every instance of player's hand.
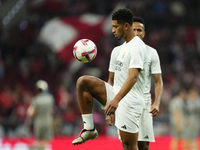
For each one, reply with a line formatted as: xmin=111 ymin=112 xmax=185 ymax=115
xmin=149 ymin=102 xmax=159 ymax=117
xmin=104 ymin=99 xmax=118 ymax=116
xmin=105 ymin=114 xmax=115 ymax=126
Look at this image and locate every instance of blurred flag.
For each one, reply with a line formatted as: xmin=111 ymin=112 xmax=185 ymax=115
xmin=38 ymin=3 xmax=125 ymax=65
xmin=39 ymin=14 xmax=106 ymax=64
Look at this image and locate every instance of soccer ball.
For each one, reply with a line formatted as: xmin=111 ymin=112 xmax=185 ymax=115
xmin=73 ymin=39 xmax=97 ymax=63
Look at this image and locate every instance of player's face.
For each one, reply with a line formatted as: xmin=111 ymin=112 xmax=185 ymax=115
xmin=132 ymin=22 xmax=145 ymax=40
xmin=112 ymin=20 xmax=125 ymax=39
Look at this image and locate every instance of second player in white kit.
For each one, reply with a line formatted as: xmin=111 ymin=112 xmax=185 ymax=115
xmin=106 ymin=16 xmax=163 ymax=150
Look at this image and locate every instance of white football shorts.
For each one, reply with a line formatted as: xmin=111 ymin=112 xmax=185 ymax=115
xmin=103 ymin=82 xmax=143 ymax=134
xmin=115 ymin=102 xmax=143 ymax=133
xmin=138 ymin=102 xmax=155 ymax=142
xmin=101 ymin=82 xmax=114 ymax=109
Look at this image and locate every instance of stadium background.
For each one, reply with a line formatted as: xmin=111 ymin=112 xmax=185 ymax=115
xmin=0 ymin=0 xmax=200 ymax=149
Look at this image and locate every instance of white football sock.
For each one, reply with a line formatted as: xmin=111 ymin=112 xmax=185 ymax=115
xmin=82 ymin=114 xmax=94 ymax=130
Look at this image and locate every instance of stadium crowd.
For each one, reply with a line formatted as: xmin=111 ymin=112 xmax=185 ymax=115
xmin=0 ymin=0 xmax=200 ymax=139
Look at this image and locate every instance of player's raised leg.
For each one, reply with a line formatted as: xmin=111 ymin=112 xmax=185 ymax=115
xmin=72 ymin=75 xmax=107 ymax=145
xmin=77 ymin=75 xmax=107 ymax=114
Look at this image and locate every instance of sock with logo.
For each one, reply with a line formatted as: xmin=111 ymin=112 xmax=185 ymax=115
xmin=82 ymin=114 xmax=94 ymax=130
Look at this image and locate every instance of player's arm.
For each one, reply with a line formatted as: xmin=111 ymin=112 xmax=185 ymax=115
xmin=105 ymin=48 xmax=116 ymax=120
xmin=108 ymin=72 xmax=114 ymax=86
xmin=106 ymin=71 xmax=115 ymax=126
xmin=150 ymin=73 xmax=163 ymax=116
xmin=27 ymin=106 xmax=36 ymax=118
xmin=105 ymin=68 xmax=140 ymax=116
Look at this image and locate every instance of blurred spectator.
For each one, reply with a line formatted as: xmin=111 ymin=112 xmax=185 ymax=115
xmin=14 ymin=87 xmax=32 ymax=137
xmin=169 ymin=88 xmax=187 ymax=150
xmin=55 ymin=83 xmax=71 ymax=109
xmin=183 ymin=87 xmax=200 ymax=150
xmin=27 ymin=80 xmax=54 ymax=150
xmin=0 ymin=86 xmax=16 ymax=137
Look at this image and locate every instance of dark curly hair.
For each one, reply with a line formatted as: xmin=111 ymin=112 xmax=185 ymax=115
xmin=133 ymin=16 xmax=145 ymax=26
xmin=112 ymin=8 xmax=133 ymax=25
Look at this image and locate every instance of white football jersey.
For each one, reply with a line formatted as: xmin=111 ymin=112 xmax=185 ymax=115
xmin=109 ymin=36 xmax=147 ymax=107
